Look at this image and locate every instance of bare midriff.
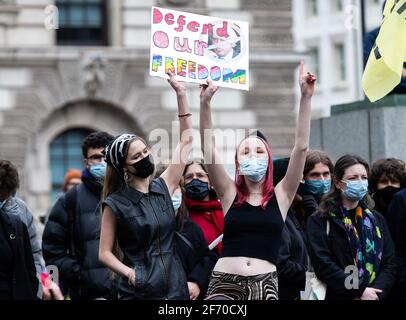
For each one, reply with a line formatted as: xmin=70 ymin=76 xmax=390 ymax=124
xmin=213 ymin=256 xmax=277 ymax=276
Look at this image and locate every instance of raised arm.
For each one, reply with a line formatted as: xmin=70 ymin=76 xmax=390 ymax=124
xmin=200 ymin=80 xmax=236 ymax=212
xmin=161 ymin=71 xmax=193 ymax=196
xmin=276 ymin=60 xmax=316 ymax=218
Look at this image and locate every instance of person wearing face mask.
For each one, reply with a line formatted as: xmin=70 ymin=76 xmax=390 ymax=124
xmin=296 ymin=150 xmax=335 ymax=231
xmin=369 ymin=158 xmax=406 ymax=219
xmin=200 ymin=60 xmax=316 ymax=300
xmin=42 ymin=131 xmax=115 ymax=300
xmin=152 ymin=165 xmax=219 ymax=300
xmin=307 ymin=154 xmax=397 ymax=300
xmin=98 ymin=72 xmax=193 ymax=300
xmin=182 ymin=160 xmax=224 ymax=256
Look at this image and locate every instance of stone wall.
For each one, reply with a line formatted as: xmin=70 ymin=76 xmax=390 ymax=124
xmin=0 ymin=0 xmax=300 ymax=220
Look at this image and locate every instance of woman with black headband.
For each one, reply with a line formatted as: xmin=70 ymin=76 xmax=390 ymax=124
xmin=99 ymin=72 xmax=193 ymax=300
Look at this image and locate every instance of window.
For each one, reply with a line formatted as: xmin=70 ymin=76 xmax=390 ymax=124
xmin=308 ymin=47 xmax=320 ymax=83
xmin=334 ymin=43 xmax=346 ymax=83
xmin=333 ymin=0 xmax=344 ymax=12
xmin=56 ymin=0 xmax=108 ymax=46
xmin=49 ymin=128 xmax=92 ymax=203
xmin=307 ymin=0 xmax=318 ymax=17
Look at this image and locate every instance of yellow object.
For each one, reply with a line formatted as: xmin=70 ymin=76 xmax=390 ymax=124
xmin=362 ymin=0 xmax=406 ymax=102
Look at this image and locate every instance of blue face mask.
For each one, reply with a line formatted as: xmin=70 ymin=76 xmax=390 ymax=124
xmin=305 ymin=179 xmax=331 ymax=198
xmin=342 ymin=180 xmax=369 ymax=201
xmin=89 ymin=162 xmax=107 ymax=180
xmin=172 ymin=193 xmax=182 ymax=211
xmin=238 ymin=156 xmax=268 ymax=182
xmin=185 ymin=179 xmax=209 ymax=201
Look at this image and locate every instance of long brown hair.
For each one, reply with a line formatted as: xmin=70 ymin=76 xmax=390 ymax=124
xmin=318 ymin=154 xmax=373 ymax=217
xmin=101 ymin=136 xmax=146 ymax=268
xmin=176 ymin=159 xmax=219 ymax=231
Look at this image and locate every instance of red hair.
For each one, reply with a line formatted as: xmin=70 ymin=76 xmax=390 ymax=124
xmin=234 ymin=137 xmax=274 ymax=209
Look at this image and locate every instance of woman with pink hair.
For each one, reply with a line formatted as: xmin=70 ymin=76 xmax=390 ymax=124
xmin=200 ymin=60 xmax=316 ymax=300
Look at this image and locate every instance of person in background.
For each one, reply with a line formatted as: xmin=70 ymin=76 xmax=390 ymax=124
xmin=0 ymin=209 xmax=38 ymax=300
xmin=276 ymin=150 xmax=334 ymax=300
xmin=42 ymin=131 xmax=115 ymax=300
xmin=182 ymin=159 xmax=224 ymax=256
xmin=307 ymin=154 xmax=397 ymax=300
xmin=0 ymin=159 xmax=44 ymax=299
xmin=63 ymin=169 xmax=82 ymax=192
xmin=386 ymin=185 xmax=406 ymax=299
xmin=369 ymin=158 xmax=406 ymax=218
xmin=154 ymin=165 xmax=219 ymax=300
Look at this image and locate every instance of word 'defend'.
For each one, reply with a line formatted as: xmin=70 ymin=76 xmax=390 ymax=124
xmin=153 ymin=7 xmax=229 ymax=38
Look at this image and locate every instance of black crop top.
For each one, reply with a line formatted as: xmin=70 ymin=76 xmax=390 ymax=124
xmin=221 ymin=194 xmax=285 ymax=264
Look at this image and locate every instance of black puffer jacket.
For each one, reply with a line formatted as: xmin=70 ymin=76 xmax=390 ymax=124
xmin=307 ymin=202 xmax=397 ymax=300
xmin=103 ymin=178 xmax=189 ymax=300
xmin=42 ymin=170 xmax=113 ymax=300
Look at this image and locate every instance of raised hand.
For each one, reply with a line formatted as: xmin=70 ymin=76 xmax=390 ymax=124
xmin=200 ymin=79 xmax=219 ymax=103
xmin=167 ymin=70 xmax=186 ymax=95
xmin=299 ymin=59 xmax=317 ymax=98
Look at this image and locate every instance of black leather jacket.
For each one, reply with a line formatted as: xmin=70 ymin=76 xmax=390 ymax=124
xmin=103 ymin=178 xmax=188 ymax=300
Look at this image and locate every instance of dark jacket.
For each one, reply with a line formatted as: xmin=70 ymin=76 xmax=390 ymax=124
xmin=0 ymin=212 xmax=38 ymax=300
xmin=103 ymin=178 xmax=189 ymax=300
xmin=387 ymin=189 xmax=406 ymax=299
xmin=2 ymin=197 xmax=44 ymax=298
xmin=42 ymin=171 xmax=112 ymax=300
xmin=177 ymin=218 xmax=218 ymax=299
xmin=277 ymin=210 xmax=308 ymax=300
xmin=307 ymin=204 xmax=397 ymax=300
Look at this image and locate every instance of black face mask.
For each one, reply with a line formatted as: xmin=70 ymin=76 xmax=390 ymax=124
xmin=373 ymin=186 xmax=401 ymax=216
xmin=129 ymin=154 xmax=155 ymax=179
xmin=185 ymin=179 xmax=209 ymax=201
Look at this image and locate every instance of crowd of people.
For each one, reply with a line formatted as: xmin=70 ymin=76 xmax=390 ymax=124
xmin=1 ymin=62 xmax=406 ymax=301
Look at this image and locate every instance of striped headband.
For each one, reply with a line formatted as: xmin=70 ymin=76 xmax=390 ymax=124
xmin=104 ymin=133 xmax=137 ymax=172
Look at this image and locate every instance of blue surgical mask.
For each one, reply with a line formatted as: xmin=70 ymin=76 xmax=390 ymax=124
xmin=238 ymin=156 xmax=268 ymax=182
xmin=172 ymin=193 xmax=182 ymax=210
xmin=89 ymin=162 xmax=107 ymax=180
xmin=305 ymin=179 xmax=331 ymax=198
xmin=185 ymin=179 xmax=209 ymax=201
xmin=342 ymin=180 xmax=369 ymax=201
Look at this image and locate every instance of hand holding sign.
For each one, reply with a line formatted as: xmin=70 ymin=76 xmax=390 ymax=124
xmin=150 ymin=7 xmax=249 ymax=91
xmin=200 ymin=80 xmax=219 ymax=103
xmin=167 ymin=70 xmax=186 ymax=95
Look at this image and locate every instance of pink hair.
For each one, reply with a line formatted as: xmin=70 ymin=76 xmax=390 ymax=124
xmin=234 ymin=137 xmax=274 ymax=209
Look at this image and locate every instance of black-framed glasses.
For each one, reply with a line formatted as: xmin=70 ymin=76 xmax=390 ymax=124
xmin=87 ymin=154 xmax=104 ymax=161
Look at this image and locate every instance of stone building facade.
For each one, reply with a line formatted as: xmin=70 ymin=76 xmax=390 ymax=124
xmin=0 ymin=0 xmax=300 ymax=220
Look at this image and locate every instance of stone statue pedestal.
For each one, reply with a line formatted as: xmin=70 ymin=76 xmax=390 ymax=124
xmin=310 ymin=95 xmax=406 ymax=163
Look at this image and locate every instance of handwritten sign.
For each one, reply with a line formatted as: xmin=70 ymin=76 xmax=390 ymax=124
xmin=150 ymin=7 xmax=249 ymax=91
